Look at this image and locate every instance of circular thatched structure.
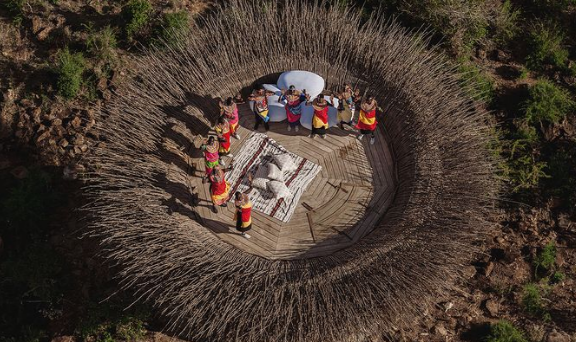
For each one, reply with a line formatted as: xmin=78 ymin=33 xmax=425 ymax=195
xmin=86 ymin=1 xmax=498 ymax=341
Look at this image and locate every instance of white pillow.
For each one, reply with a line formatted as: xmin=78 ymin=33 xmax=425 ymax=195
xmin=252 ymin=177 xmax=269 ymax=190
xmin=274 ymin=153 xmax=297 ymax=172
xmin=267 ymin=180 xmax=292 ymax=199
xmin=267 ymin=163 xmax=284 ymax=181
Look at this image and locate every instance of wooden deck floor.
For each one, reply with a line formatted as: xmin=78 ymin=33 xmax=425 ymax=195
xmin=187 ymin=104 xmax=396 ymax=259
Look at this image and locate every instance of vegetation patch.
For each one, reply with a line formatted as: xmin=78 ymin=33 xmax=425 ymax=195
xmin=123 ymin=0 xmax=153 ymax=40
xmin=486 ymin=320 xmax=527 ymax=342
xmin=524 ymin=79 xmax=575 ymax=125
xmin=55 ymin=48 xmax=86 ymax=100
xmin=525 ymin=23 xmax=569 ymax=70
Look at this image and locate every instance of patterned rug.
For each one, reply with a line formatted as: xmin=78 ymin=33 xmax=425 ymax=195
xmin=226 ymin=132 xmax=322 ymax=223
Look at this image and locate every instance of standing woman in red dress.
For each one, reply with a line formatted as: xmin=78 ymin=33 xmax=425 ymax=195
xmin=208 ymin=165 xmax=231 ymax=213
xmin=308 ymin=94 xmax=329 ymax=139
xmin=355 ymin=95 xmax=378 ymax=145
xmin=201 ymin=136 xmax=220 ymax=182
xmin=220 ymin=97 xmax=240 ymax=139
xmin=215 ymin=116 xmax=233 ymax=167
xmin=234 ymin=192 xmax=253 ymax=239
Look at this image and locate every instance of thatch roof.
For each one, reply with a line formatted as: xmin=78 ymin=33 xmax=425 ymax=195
xmin=85 ymin=1 xmax=499 ymax=341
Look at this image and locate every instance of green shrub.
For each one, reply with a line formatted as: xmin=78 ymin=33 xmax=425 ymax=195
xmin=86 ymin=25 xmax=118 ymax=62
xmin=533 ymin=242 xmax=556 ymax=275
xmin=3 ymin=0 xmax=25 ymax=25
xmin=517 ymin=67 xmax=529 ymax=80
xmin=507 ymin=154 xmax=549 ymax=193
xmin=551 ymin=271 xmax=565 ymax=283
xmin=526 ymin=23 xmax=569 ymax=70
xmin=77 ymin=302 xmax=149 ymax=342
xmin=123 ymin=0 xmax=153 ymax=40
xmin=55 ymin=48 xmax=86 ymax=99
xmin=522 ymin=283 xmax=547 ymax=316
xmin=458 ymin=61 xmax=495 ymax=103
xmin=155 ymin=10 xmax=190 ymax=45
xmin=524 ymin=79 xmax=574 ymax=124
xmin=486 ymin=321 xmax=527 ymax=342
xmin=491 ymin=0 xmax=521 ymax=45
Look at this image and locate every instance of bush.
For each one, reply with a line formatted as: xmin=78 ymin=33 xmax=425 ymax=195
xmin=123 ymin=0 xmax=153 ymax=40
xmin=486 ymin=321 xmax=527 ymax=342
xmin=458 ymin=61 xmax=495 ymax=103
xmin=522 ymin=283 xmax=547 ymax=316
xmin=2 ymin=0 xmax=25 ymax=25
xmin=524 ymin=79 xmax=574 ymax=125
xmin=526 ymin=23 xmax=569 ymax=70
xmin=533 ymin=242 xmax=556 ymax=275
xmin=86 ymin=25 xmax=118 ymax=63
xmin=55 ymin=48 xmax=86 ymax=99
xmin=155 ymin=11 xmax=190 ymax=45
xmin=77 ymin=302 xmax=149 ymax=342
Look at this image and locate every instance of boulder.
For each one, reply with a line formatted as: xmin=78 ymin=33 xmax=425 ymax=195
xmin=484 ymin=299 xmax=499 ymax=317
xmin=277 ymin=70 xmax=325 ymax=99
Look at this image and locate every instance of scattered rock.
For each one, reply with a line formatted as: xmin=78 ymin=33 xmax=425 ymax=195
xmin=37 ymin=27 xmax=53 ymax=41
xmin=483 ymin=261 xmax=495 ymax=276
xmin=59 ymin=138 xmax=69 ymax=148
xmin=36 ymin=130 xmax=51 ymax=144
xmin=10 ymin=166 xmax=28 ymax=179
xmin=547 ymin=330 xmax=571 ymax=342
xmin=464 ymin=266 xmax=477 ymax=279
xmin=71 ymin=116 xmax=82 ymax=129
xmin=432 ymin=323 xmax=448 ymax=337
xmin=484 ymin=299 xmax=499 ymax=317
xmin=51 ymin=336 xmax=74 ymax=342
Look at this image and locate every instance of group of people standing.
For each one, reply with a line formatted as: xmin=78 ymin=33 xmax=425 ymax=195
xmin=199 ymin=83 xmax=380 ymax=240
xmin=248 ymin=83 xmax=380 ymax=144
xmin=201 ymin=97 xmax=253 ymax=238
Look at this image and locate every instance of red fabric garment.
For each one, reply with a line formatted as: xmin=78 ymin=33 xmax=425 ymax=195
xmin=211 ymin=178 xmax=227 ymax=195
xmin=355 ymin=109 xmax=377 ymax=131
xmin=240 ymin=204 xmax=252 ymax=223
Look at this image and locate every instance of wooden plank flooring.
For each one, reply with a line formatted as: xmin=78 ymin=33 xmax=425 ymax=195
xmin=185 ymin=104 xmax=396 ymax=259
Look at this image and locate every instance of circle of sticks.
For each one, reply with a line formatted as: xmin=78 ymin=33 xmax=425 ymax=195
xmin=85 ymin=1 xmax=499 ymax=341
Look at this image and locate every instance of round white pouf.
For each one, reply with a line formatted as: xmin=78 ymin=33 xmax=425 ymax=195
xmin=248 ymin=84 xmax=287 ymax=122
xmin=300 ymin=96 xmax=339 ymax=131
xmin=277 ymin=70 xmax=325 ymax=99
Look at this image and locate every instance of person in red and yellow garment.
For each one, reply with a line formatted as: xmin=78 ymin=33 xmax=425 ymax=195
xmin=308 ymin=94 xmax=329 ymax=139
xmin=234 ymin=191 xmax=253 ymax=239
xmin=208 ymin=165 xmax=231 ymax=213
xmin=201 ymin=136 xmax=219 ymax=183
xmin=355 ymin=95 xmax=378 ymax=145
xmin=214 ymin=116 xmax=233 ymax=167
xmin=219 ymin=97 xmax=240 ymax=139
xmin=248 ymin=86 xmax=275 ymax=132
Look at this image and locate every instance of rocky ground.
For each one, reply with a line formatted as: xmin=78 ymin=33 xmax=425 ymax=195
xmin=1 ymin=1 xmax=575 ymax=341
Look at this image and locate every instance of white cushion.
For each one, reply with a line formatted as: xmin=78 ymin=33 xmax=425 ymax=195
xmin=277 ymin=71 xmax=325 ymax=99
xmin=267 ymin=180 xmax=292 ymax=199
xmin=252 ymin=177 xmax=269 ymax=190
xmin=299 ymin=95 xmax=339 ymax=131
xmin=267 ymin=163 xmax=284 ymax=181
xmin=273 ymin=153 xmax=297 ymax=172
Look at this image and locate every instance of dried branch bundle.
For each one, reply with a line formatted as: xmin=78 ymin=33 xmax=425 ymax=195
xmin=85 ymin=1 xmax=499 ymax=341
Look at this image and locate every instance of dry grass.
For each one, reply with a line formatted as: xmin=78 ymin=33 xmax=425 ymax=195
xmin=84 ymin=1 xmax=499 ymax=341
